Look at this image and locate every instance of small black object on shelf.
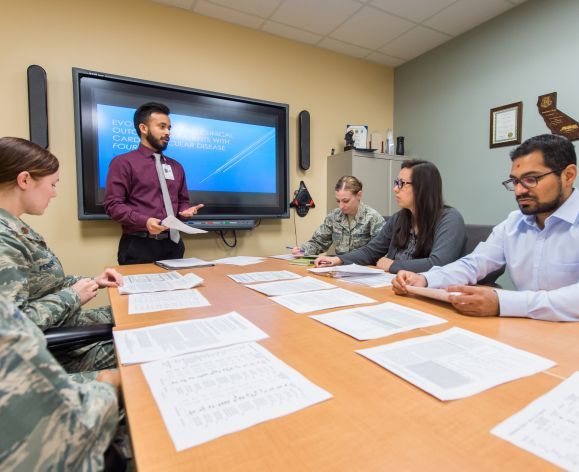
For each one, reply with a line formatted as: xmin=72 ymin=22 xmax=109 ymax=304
xmin=344 ymin=130 xmax=355 ymax=151
xmin=396 ymin=137 xmax=405 ymax=155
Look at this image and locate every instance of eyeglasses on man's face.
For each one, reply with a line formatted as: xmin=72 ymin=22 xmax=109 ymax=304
xmin=394 ymin=178 xmax=412 ymax=189
xmin=501 ymin=169 xmax=562 ymax=191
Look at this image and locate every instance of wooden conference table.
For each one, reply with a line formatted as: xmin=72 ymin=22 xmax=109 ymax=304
xmin=109 ymin=260 xmax=579 ymax=471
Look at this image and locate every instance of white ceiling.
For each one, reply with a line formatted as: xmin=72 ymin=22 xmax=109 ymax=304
xmin=152 ymin=0 xmax=526 ymax=67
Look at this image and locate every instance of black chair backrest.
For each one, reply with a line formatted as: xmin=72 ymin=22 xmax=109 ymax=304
xmin=465 ymin=224 xmax=505 ymax=286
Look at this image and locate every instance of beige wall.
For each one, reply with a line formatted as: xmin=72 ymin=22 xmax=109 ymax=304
xmin=1 ymin=0 xmax=393 ymax=306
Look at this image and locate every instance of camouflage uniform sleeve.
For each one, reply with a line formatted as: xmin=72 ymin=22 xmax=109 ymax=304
xmin=300 ymin=211 xmax=337 ymax=255
xmin=62 ymin=275 xmax=83 ymax=288
xmin=0 ymin=234 xmax=81 ymax=330
xmin=368 ymin=209 xmax=386 ymax=238
xmin=0 ymin=300 xmax=119 ymax=471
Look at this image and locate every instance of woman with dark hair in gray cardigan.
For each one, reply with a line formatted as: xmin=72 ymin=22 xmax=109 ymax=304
xmin=314 ymin=160 xmax=466 ymax=273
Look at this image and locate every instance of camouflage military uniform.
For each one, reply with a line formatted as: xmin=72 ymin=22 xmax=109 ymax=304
xmin=0 ymin=299 xmax=119 ymax=471
xmin=0 ymin=209 xmax=115 ymax=373
xmin=300 ymin=202 xmax=385 ymax=255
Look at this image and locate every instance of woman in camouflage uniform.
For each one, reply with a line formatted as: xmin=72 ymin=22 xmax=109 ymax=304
xmin=0 ymin=137 xmax=122 ymax=373
xmin=292 ymin=176 xmax=385 ymax=256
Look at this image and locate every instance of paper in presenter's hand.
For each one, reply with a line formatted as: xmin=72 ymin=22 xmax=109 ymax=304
xmin=161 ymin=215 xmax=207 ymax=234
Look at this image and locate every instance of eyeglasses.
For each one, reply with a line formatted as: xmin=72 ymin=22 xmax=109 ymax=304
xmin=394 ymin=178 xmax=412 ymax=189
xmin=501 ymin=169 xmax=562 ymax=191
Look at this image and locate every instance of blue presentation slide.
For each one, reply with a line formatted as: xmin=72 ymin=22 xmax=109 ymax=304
xmin=97 ymin=104 xmax=277 ymax=193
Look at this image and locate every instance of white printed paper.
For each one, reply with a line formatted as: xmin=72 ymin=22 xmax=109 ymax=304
xmin=228 ymin=270 xmax=301 ymax=284
xmin=128 ymin=289 xmax=210 ymax=314
xmin=113 ymin=312 xmax=268 ymax=364
xmin=246 ymin=276 xmax=336 ymax=297
xmin=161 ymin=215 xmax=208 ymax=234
xmin=406 ymin=285 xmax=461 ymax=303
xmin=141 ymin=342 xmax=332 ymax=451
xmin=339 ymin=273 xmax=396 ymax=288
xmin=357 ymin=327 xmax=555 ymax=401
xmin=310 ymin=302 xmax=446 ymax=340
xmin=268 ymin=254 xmax=298 ymax=260
xmin=270 ymin=288 xmax=376 ymax=314
xmin=119 ymin=272 xmax=203 ymax=295
xmin=212 ymin=256 xmax=265 ymax=266
xmin=308 ymin=264 xmax=384 ymax=277
xmin=491 ymin=372 xmax=579 ymax=471
xmin=155 ymin=257 xmax=214 ymax=269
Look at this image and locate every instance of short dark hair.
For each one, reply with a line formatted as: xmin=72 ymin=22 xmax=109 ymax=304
xmin=134 ymin=102 xmax=170 ymax=137
xmin=0 ymin=137 xmax=59 ymax=186
xmin=510 ymin=134 xmax=576 ymax=172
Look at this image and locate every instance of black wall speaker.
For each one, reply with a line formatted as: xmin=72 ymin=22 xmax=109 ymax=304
xmin=27 ymin=65 xmax=49 ymax=149
xmin=298 ymin=110 xmax=310 ymax=170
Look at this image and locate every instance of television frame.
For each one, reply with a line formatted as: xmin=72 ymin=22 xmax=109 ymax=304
xmin=72 ymin=68 xmax=290 ymax=222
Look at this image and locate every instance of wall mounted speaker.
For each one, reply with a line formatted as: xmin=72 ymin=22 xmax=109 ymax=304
xmin=298 ymin=110 xmax=310 ymax=170
xmin=27 ymin=65 xmax=49 ymax=149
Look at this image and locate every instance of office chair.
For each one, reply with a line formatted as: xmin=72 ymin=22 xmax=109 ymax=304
xmin=44 ymin=324 xmax=113 ymax=352
xmin=464 ymin=224 xmax=505 ymax=287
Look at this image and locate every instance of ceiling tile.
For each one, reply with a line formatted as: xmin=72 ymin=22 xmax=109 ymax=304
xmin=153 ymin=0 xmax=196 ymax=9
xmin=194 ymin=0 xmax=264 ymax=28
xmin=370 ymin=0 xmax=456 ymax=23
xmin=318 ymin=38 xmax=372 ymax=58
xmin=380 ymin=25 xmax=451 ymax=60
xmin=207 ymin=0 xmax=282 ymax=18
xmin=330 ymin=6 xmax=414 ymax=49
xmin=424 ymin=0 xmax=514 ymax=36
xmin=365 ymin=51 xmax=404 ymax=67
xmin=261 ymin=21 xmax=323 ymax=45
xmin=271 ymin=0 xmax=362 ymax=36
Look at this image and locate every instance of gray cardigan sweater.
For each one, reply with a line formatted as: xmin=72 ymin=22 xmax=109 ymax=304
xmin=339 ymin=207 xmax=466 ymax=273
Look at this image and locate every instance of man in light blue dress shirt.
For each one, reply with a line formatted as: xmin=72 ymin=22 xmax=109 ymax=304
xmin=393 ymin=134 xmax=578 ymax=322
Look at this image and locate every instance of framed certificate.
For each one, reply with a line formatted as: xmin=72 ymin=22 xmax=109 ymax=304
xmin=490 ymin=102 xmax=522 ymax=148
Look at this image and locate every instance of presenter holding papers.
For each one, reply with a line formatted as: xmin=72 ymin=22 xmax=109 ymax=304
xmin=104 ymin=102 xmax=204 ymax=265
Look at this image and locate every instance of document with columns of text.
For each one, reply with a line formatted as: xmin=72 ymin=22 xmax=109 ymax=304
xmin=141 ymin=342 xmax=332 ymax=451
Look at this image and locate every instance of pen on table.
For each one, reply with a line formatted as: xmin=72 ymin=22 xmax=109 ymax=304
xmin=286 ymin=246 xmax=304 ymax=253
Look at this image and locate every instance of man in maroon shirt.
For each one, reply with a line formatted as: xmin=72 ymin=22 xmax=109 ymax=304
xmin=104 ymin=102 xmax=203 ymax=264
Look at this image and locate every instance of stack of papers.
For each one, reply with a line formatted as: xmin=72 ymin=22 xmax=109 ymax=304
xmin=228 ymin=270 xmax=301 ymax=284
xmin=246 ymin=276 xmax=335 ymax=297
xmin=357 ymin=327 xmax=555 ymax=401
xmin=119 ymin=272 xmax=203 ymax=295
xmin=155 ymin=257 xmax=214 ymax=270
xmin=309 ymin=264 xmax=384 ymax=277
xmin=310 ymin=302 xmax=446 ymax=340
xmin=113 ymin=312 xmax=269 ymax=364
xmin=212 ymin=256 xmax=265 ymax=266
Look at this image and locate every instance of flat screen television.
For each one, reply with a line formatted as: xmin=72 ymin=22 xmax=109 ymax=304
xmin=72 ymin=68 xmax=289 ymax=225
